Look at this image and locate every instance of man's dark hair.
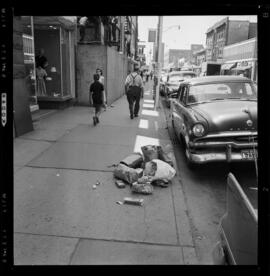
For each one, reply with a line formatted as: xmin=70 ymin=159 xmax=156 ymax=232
xmin=94 ymin=74 xmax=100 ymax=81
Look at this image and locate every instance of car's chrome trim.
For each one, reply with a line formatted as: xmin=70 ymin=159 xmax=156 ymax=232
xmin=189 ymin=151 xmax=257 ymax=163
xmin=189 ymin=141 xmax=257 ymax=148
xmin=194 ymin=131 xmax=257 ymax=141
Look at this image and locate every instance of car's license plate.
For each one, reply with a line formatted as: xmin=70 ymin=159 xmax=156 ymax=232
xmin=241 ymin=150 xmax=258 ymax=160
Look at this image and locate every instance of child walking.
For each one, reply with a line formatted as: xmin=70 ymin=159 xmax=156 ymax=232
xmin=89 ymin=74 xmax=104 ymax=126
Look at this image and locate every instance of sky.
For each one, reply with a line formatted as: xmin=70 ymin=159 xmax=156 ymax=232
xmin=138 ymin=16 xmax=257 ymax=51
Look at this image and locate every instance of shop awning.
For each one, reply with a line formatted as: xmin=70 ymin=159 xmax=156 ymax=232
xmin=221 ymin=63 xmax=237 ymax=70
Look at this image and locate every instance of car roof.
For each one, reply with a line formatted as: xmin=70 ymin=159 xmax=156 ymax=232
xmin=181 ymin=75 xmax=251 ymax=85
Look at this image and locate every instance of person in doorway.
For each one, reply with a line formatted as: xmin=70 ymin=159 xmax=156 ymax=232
xmin=89 ymin=74 xmax=104 ymax=126
xmin=79 ymin=16 xmax=88 ymax=42
xmin=125 ymin=64 xmax=143 ymax=119
xmin=96 ymin=68 xmax=107 ymax=110
xmin=35 ymin=48 xmax=48 ymax=69
xmin=36 ymin=65 xmax=47 ymax=96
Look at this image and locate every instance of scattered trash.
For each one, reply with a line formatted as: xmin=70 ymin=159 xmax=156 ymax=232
xmin=141 ymin=145 xmax=159 ymax=162
xmin=144 ymin=159 xmax=176 ymax=182
xmin=116 ymin=201 xmax=124 ymax=205
xmin=115 ymin=179 xmax=126 ymax=188
xmin=123 ymin=197 xmax=144 ymax=206
xmin=112 ymin=145 xmax=176 ymax=198
xmin=157 ymin=146 xmax=174 ymax=167
xmin=131 ymin=182 xmax=153 ymax=195
xmin=152 ymin=179 xmax=170 ymax=188
xmin=141 ymin=145 xmax=174 ymax=167
xmin=135 ymin=168 xmax=144 ymax=178
xmin=56 ymin=173 xmax=60 ymax=177
xmin=96 ymin=181 xmax=100 ymax=186
xmin=137 ymin=175 xmax=152 ymax=184
xmin=113 ymin=163 xmax=140 ymax=184
xmin=92 ymin=185 xmax=97 ymax=189
xmin=120 ymin=152 xmax=143 ymax=168
xmin=144 ymin=160 xmax=157 ymax=176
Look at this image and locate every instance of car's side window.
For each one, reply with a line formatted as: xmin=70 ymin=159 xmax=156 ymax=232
xmin=180 ymin=86 xmax=188 ymax=104
xmin=178 ymin=85 xmax=183 ymax=102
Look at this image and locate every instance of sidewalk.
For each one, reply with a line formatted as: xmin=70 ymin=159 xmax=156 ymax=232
xmin=14 ymin=80 xmax=198 ymax=265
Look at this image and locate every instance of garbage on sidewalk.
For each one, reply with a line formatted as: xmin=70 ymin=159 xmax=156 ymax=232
xmin=141 ymin=145 xmax=174 ymax=167
xmin=141 ymin=145 xmax=159 ymax=162
xmin=144 ymin=159 xmax=176 ymax=182
xmin=115 ymin=179 xmax=126 ymax=188
xmin=113 ymin=145 xmax=176 ymax=202
xmin=113 ymin=163 xmax=140 ymax=184
xmin=123 ymin=197 xmax=144 ymax=206
xmin=152 ymin=179 xmax=170 ymax=188
xmin=131 ymin=182 xmax=153 ymax=195
xmin=120 ymin=152 xmax=143 ymax=168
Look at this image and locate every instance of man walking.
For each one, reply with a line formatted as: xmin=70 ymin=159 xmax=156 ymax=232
xmin=125 ymin=64 xmax=143 ymax=119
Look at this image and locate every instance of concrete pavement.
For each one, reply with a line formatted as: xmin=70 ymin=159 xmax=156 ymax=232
xmin=14 ymin=80 xmax=198 ymax=265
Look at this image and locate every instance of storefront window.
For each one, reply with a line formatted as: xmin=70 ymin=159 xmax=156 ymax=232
xmin=33 ymin=19 xmax=62 ymax=98
xmin=21 ymin=16 xmax=38 ymax=111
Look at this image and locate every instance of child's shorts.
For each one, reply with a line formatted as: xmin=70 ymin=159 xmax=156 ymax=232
xmin=93 ymin=103 xmax=102 ymax=114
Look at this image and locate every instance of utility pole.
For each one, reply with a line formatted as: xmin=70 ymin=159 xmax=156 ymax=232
xmin=154 ymin=16 xmax=163 ymax=110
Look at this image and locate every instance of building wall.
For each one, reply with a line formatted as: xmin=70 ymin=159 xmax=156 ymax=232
xmin=13 ymin=16 xmax=33 ymax=137
xmin=223 ymin=38 xmax=257 ymax=61
xmin=227 ymin=21 xmax=249 ymax=45
xmin=106 ymin=47 xmax=128 ymax=104
xmin=76 ymin=44 xmax=128 ymax=106
xmin=76 ymin=45 xmax=107 ymax=105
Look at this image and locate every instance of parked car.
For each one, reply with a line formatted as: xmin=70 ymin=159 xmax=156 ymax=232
xmin=159 ymin=73 xmax=168 ymax=96
xmin=212 ymin=173 xmax=257 ymax=265
xmin=165 ymin=71 xmax=196 ymax=107
xmin=170 ymin=76 xmax=257 ymax=168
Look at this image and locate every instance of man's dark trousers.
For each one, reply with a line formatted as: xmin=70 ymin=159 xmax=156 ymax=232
xmin=126 ymin=88 xmax=141 ymax=116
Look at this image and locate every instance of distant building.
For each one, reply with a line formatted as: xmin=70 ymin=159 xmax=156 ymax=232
xmin=164 ymin=49 xmax=192 ymax=68
xmin=205 ymin=17 xmax=257 ymax=62
xmin=138 ymin=41 xmax=146 ymax=66
xmin=222 ymin=37 xmax=257 ymax=82
xmin=193 ymin=48 xmax=206 ymax=66
xmin=148 ymin=28 xmax=157 ymax=43
xmin=190 ymin=44 xmax=204 ymax=64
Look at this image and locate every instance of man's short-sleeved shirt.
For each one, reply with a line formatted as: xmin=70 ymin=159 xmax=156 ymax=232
xmin=125 ymin=72 xmax=143 ymax=88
